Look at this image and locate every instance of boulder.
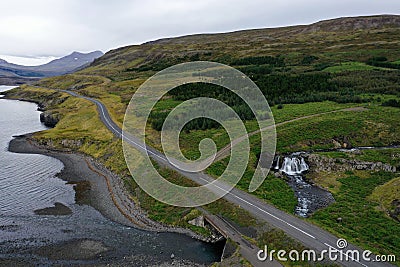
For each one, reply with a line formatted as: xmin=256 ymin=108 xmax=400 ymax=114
xmin=40 ymin=111 xmax=59 ymax=127
xmin=188 ymin=216 xmax=205 ymax=228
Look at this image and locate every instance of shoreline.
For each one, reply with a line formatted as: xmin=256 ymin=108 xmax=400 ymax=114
xmin=8 ymin=133 xmax=206 ymax=240
xmin=0 ymin=93 xmax=223 ymax=266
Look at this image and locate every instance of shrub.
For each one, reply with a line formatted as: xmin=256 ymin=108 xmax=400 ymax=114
xmin=382 ymin=99 xmax=400 ymax=108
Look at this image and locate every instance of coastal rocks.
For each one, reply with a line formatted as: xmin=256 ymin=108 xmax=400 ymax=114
xmin=40 ymin=111 xmax=60 ymax=127
xmin=34 ymin=239 xmax=109 ymax=260
xmin=305 ymin=154 xmax=397 ymax=173
xmin=34 ymin=202 xmax=73 ymax=216
xmin=60 ymin=139 xmax=83 ymax=149
xmin=35 ymin=137 xmax=85 ymax=151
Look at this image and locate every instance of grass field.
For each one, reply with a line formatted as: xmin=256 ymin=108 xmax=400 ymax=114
xmin=309 ymin=171 xmax=400 ymax=261
xmin=323 ymin=62 xmax=389 ymax=73
xmin=369 ymin=176 xmax=400 ymax=219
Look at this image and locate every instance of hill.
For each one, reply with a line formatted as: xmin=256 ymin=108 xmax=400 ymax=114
xmin=83 ymin=15 xmax=400 ymax=75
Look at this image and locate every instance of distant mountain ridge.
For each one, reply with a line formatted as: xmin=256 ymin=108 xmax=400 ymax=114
xmin=139 ymin=15 xmax=400 ymax=46
xmin=0 ymin=51 xmax=103 ymax=85
xmin=299 ymin=14 xmax=400 ymax=33
xmin=90 ymin=15 xmax=400 ymax=71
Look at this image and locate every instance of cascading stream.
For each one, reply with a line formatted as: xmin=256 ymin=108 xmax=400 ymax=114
xmin=274 ymin=154 xmax=334 ymax=217
xmin=280 ymin=157 xmax=309 ymax=175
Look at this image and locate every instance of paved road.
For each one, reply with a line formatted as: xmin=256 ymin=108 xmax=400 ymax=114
xmin=63 ymin=90 xmax=393 ymax=267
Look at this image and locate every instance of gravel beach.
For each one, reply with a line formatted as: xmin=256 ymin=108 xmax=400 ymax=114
xmin=8 ymin=134 xmax=135 ymax=227
xmin=4 ymin=134 xmax=223 ymax=266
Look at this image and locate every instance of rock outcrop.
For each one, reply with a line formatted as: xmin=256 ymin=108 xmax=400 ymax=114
xmin=390 ymin=199 xmax=400 ymax=222
xmin=188 ymin=216 xmax=205 ymax=228
xmin=331 ymin=137 xmax=352 ymax=149
xmin=305 ymin=154 xmax=397 ymax=173
xmin=40 ymin=111 xmax=60 ymax=128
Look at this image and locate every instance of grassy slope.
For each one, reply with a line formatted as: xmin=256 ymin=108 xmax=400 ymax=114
xmin=309 ymin=171 xmax=400 ymax=260
xmin=369 ymin=176 xmax=400 ymax=218
xmin=323 ymin=62 xmax=390 ymax=73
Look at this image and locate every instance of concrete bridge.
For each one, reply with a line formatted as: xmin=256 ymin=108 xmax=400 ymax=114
xmin=204 ymin=215 xmax=282 ymax=267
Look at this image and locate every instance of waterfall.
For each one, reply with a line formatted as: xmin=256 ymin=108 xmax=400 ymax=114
xmin=280 ymin=157 xmax=309 ymax=175
xmin=274 ymin=156 xmax=280 ymax=170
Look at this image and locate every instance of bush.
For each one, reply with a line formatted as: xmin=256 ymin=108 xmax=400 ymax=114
xmin=366 ymin=57 xmax=400 ymax=70
xmin=231 ymin=56 xmax=285 ymax=67
xmin=301 ymin=55 xmax=319 ymax=65
xmin=382 ymin=99 xmax=400 ymax=108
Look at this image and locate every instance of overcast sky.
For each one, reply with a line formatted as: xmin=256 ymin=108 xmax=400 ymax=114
xmin=1 ymin=0 xmax=399 ymax=65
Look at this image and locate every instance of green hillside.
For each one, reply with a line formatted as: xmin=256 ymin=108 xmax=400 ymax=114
xmin=5 ymin=15 xmax=400 ymax=265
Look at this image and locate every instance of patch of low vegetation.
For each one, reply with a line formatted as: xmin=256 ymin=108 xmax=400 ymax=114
xmin=306 ymin=171 xmax=343 ymax=194
xmin=309 ymin=171 xmax=400 ymax=262
xmin=366 ymin=56 xmax=400 ymax=70
xmin=322 ymin=61 xmax=386 ymax=73
xmin=382 ymin=99 xmax=400 ymax=108
xmin=356 ymin=148 xmax=400 ymax=167
xmin=369 ymin=177 xmax=400 ymax=221
xmin=4 ymin=85 xmax=68 ymax=108
xmin=34 ymin=97 xmax=113 ymax=142
xmin=135 ymin=162 xmax=257 ymax=234
xmin=315 ymin=151 xmax=350 ymax=159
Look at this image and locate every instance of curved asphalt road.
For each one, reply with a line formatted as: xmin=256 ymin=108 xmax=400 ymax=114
xmin=63 ymin=90 xmax=394 ymax=267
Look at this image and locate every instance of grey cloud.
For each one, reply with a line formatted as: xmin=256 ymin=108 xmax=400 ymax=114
xmin=0 ymin=0 xmax=399 ymax=57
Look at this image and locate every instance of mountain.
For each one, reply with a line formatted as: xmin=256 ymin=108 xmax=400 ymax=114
xmin=297 ymin=14 xmax=400 ymax=33
xmin=82 ymin=15 xmax=400 ymax=76
xmin=33 ymin=51 xmax=104 ymax=73
xmin=0 ymin=51 xmax=103 ymax=85
xmin=43 ymin=14 xmax=396 ymax=107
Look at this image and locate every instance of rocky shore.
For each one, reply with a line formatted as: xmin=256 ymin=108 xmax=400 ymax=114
xmin=5 ymin=134 xmax=222 ymax=266
xmin=8 ymin=134 xmax=211 ymax=239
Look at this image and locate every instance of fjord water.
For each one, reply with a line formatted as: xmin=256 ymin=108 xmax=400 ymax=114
xmin=0 ymin=85 xmax=222 ymax=265
xmin=0 ymin=86 xmax=75 ymax=215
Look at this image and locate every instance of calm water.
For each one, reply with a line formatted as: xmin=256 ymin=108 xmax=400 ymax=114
xmin=0 ymin=86 xmax=75 ymax=215
xmin=0 ymin=85 xmax=222 ymax=265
